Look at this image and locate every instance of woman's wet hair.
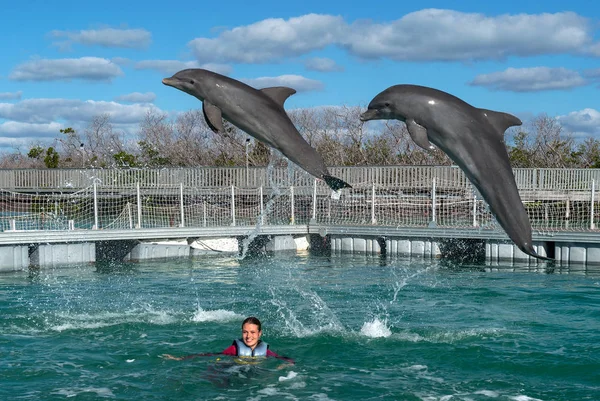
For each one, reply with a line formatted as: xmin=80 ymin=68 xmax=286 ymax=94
xmin=242 ymin=316 xmax=262 ymax=331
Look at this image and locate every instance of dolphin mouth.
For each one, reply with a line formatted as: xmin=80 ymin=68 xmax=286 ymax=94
xmin=162 ymin=77 xmax=176 ymax=86
xmin=360 ymin=109 xmax=378 ymax=122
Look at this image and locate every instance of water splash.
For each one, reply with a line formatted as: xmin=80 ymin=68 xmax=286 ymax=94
xmin=390 ymin=263 xmax=437 ymax=304
xmin=360 ymin=318 xmax=392 ymax=338
xmin=269 ymin=285 xmax=345 ymax=338
xmin=191 ymin=306 xmax=241 ymax=322
xmin=239 ymin=151 xmax=281 ymax=260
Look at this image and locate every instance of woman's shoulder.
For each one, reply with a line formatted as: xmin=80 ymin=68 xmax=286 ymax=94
xmin=221 ymin=344 xmax=237 ymax=355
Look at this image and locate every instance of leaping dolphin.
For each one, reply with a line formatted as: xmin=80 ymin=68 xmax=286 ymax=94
xmin=360 ymin=84 xmax=550 ymax=260
xmin=162 ymin=69 xmax=351 ymax=191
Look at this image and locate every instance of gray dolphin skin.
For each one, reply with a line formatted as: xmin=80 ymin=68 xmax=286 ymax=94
xmin=360 ymin=84 xmax=551 ymax=260
xmin=162 ymin=69 xmax=351 ymax=191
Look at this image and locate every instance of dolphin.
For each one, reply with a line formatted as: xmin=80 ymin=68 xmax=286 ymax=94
xmin=162 ymin=69 xmax=351 ymax=191
xmin=360 ymin=84 xmax=550 ymax=260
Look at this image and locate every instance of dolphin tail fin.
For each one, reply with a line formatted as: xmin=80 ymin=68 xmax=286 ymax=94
xmin=323 ymin=175 xmax=352 ymax=191
xmin=521 ymin=244 xmax=554 ymax=261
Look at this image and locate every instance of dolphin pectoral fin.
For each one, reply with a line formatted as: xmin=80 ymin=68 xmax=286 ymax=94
xmin=203 ymin=101 xmax=224 ymax=133
xmin=259 ymin=87 xmax=297 ymax=108
xmin=406 ymin=119 xmax=434 ymax=150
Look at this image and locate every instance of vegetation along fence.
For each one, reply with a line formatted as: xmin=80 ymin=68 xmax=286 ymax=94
xmin=0 ymin=166 xmax=599 ymax=233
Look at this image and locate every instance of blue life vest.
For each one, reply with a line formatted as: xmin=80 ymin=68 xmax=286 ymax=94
xmin=233 ymin=339 xmax=268 ymax=357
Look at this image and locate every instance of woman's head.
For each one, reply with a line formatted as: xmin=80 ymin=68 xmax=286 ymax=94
xmin=242 ymin=316 xmax=261 ymax=331
xmin=241 ymin=316 xmax=262 ymax=349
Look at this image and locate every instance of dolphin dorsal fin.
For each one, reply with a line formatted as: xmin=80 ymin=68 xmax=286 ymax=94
xmin=479 ymin=108 xmax=522 ymax=136
xmin=260 ymin=87 xmax=297 ymax=107
xmin=203 ymin=101 xmax=224 ymax=133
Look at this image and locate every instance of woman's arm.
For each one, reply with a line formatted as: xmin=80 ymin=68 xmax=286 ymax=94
xmin=267 ymin=349 xmax=295 ymax=364
xmin=160 ymin=350 xmax=227 ymax=361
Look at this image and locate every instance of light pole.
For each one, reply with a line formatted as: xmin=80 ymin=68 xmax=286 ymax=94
xmin=80 ymin=143 xmax=85 ymax=169
xmin=245 ymin=138 xmax=250 ymax=186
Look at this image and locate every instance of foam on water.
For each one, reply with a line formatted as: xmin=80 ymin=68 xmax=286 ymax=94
xmin=46 ymin=307 xmax=181 ymax=331
xmin=278 ymin=371 xmax=298 ymax=382
xmin=359 ymin=318 xmax=392 ymax=338
xmin=52 ymin=387 xmax=115 ymax=398
xmin=401 ymin=364 xmax=444 ymax=384
xmin=191 ymin=307 xmax=242 ymax=322
xmin=395 ymin=327 xmax=504 ymax=343
xmin=475 ymin=390 xmax=500 ymax=397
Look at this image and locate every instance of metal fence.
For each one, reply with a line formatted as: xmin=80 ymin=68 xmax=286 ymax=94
xmin=2 ymin=166 xmax=600 ymax=191
xmin=0 ymin=166 xmax=599 ymax=234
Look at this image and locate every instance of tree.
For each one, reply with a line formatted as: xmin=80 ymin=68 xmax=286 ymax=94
xmin=27 ymin=146 xmax=45 ymax=160
xmin=138 ymin=140 xmax=170 ymax=167
xmin=113 ymin=151 xmax=138 ymax=167
xmin=508 ymin=131 xmax=534 ymax=168
xmin=43 ymin=147 xmax=60 ymax=168
xmin=248 ymin=140 xmax=271 ymax=166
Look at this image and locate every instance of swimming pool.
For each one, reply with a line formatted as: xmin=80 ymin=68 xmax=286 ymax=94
xmin=2 ymin=253 xmax=599 ymax=400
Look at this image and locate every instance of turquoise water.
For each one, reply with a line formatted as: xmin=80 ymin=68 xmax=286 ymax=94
xmin=1 ymin=253 xmax=599 ymax=400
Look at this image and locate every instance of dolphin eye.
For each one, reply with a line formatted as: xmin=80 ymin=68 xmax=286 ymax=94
xmin=189 ymin=80 xmax=195 ymax=84
xmin=384 ymin=102 xmax=390 ymax=107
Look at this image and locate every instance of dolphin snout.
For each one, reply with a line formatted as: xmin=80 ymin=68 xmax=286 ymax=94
xmin=360 ymin=109 xmax=378 ymax=122
xmin=162 ymin=77 xmax=175 ymax=86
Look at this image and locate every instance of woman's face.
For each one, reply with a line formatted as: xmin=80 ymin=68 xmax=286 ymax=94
xmin=242 ymin=323 xmax=262 ymax=349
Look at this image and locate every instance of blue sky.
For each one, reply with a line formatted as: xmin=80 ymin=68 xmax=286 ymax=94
xmin=0 ymin=0 xmax=599 ymax=152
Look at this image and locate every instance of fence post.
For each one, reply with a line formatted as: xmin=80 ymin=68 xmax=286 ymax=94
xmin=371 ymin=182 xmax=376 ymax=225
xmin=231 ymin=185 xmax=236 ymax=226
xmin=312 ymin=179 xmax=317 ymax=221
xmin=472 ymin=193 xmax=478 ymax=227
xmin=290 ymin=186 xmax=295 ymax=225
xmin=591 ymin=180 xmax=596 ymax=230
xmin=431 ymin=177 xmax=437 ymax=226
xmin=203 ymin=200 xmax=207 ymax=227
xmin=179 ymin=183 xmax=185 ymax=228
xmin=127 ymin=202 xmax=133 ymax=229
xmin=93 ymin=181 xmax=99 ymax=230
xmin=136 ymin=182 xmax=142 ymax=229
xmin=260 ymin=186 xmax=265 ymax=225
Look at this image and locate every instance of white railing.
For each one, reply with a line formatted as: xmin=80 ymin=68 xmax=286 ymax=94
xmin=2 ymin=166 xmax=600 ymax=191
xmin=0 ymin=177 xmax=599 ymax=234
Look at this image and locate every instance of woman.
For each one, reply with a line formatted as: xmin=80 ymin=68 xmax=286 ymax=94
xmin=162 ymin=316 xmax=294 ymax=364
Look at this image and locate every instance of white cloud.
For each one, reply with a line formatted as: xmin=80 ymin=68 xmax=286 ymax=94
xmin=0 ymin=98 xmax=160 ymax=124
xmin=584 ymin=69 xmax=600 ymax=80
xmin=342 ymin=10 xmax=594 ymax=61
xmin=112 ymin=57 xmax=132 ymax=66
xmin=242 ymin=75 xmax=324 ymax=92
xmin=50 ymin=27 xmax=151 ymax=50
xmin=0 ymin=91 xmax=22 ymax=100
xmin=304 ymin=57 xmax=344 ymax=72
xmin=557 ymin=108 xmax=600 ymax=136
xmin=0 ymin=98 xmax=164 ymax=150
xmin=186 ymin=10 xmax=598 ymax=64
xmin=469 ymin=67 xmax=587 ymax=92
xmin=0 ymin=121 xmax=63 ymax=139
xmin=114 ymin=92 xmax=156 ymax=103
xmin=0 ymin=121 xmax=65 ymax=152
xmin=9 ymin=57 xmax=124 ymax=82
xmin=135 ymin=60 xmax=232 ymax=76
xmin=189 ymin=14 xmax=346 ymax=63
xmin=588 ymin=42 xmax=600 ymax=57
